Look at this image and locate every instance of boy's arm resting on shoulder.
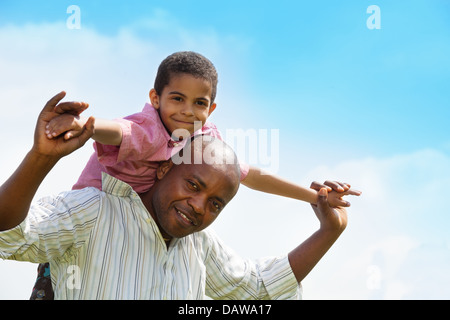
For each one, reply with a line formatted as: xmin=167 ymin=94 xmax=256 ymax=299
xmin=0 ymin=92 xmax=94 ymax=231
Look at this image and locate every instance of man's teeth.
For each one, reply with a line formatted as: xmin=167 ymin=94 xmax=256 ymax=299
xmin=178 ymin=210 xmax=195 ymax=225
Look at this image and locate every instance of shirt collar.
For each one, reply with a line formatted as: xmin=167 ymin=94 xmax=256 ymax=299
xmin=101 ymin=172 xmax=137 ymax=198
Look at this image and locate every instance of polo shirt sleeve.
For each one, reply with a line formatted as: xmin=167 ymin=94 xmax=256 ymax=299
xmin=204 ymin=229 xmax=302 ymax=300
xmin=0 ymin=187 xmax=101 ymax=264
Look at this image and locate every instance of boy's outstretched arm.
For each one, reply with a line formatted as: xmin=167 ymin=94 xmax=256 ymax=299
xmin=287 ymin=181 xmax=351 ymax=283
xmin=241 ymin=165 xmax=359 ymax=207
xmin=45 ymin=111 xmax=123 ymax=146
xmin=0 ymin=92 xmax=94 ymax=231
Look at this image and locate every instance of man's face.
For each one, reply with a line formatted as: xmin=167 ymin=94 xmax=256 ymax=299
xmin=151 ymin=73 xmax=217 ymax=135
xmin=151 ymin=160 xmax=239 ymax=239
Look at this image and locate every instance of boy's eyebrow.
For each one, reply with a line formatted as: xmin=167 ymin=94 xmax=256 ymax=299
xmin=169 ymin=91 xmax=210 ymax=102
xmin=169 ymin=91 xmax=187 ymax=97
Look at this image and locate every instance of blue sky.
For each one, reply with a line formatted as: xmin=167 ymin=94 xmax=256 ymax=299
xmin=0 ymin=0 xmax=449 ymax=299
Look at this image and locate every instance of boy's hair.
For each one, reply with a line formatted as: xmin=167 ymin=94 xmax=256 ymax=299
xmin=154 ymin=51 xmax=218 ymax=104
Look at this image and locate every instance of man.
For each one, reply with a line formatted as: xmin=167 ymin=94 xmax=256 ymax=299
xmin=0 ymin=92 xmax=360 ymax=299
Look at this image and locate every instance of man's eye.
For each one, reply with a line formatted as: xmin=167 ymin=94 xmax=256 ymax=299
xmin=188 ymin=180 xmax=198 ymax=190
xmin=211 ymin=201 xmax=222 ymax=212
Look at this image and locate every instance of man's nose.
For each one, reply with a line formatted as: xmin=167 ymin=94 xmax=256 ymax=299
xmin=187 ymin=196 xmax=206 ymax=216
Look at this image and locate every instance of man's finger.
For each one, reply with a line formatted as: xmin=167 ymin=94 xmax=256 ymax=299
xmin=316 ymin=187 xmax=329 ymax=210
xmin=54 ymin=101 xmax=89 ymax=115
xmin=323 ymin=180 xmax=349 ymax=192
xmin=77 ymin=116 xmax=95 ymax=146
xmin=42 ymin=91 xmax=66 ymax=113
xmin=310 ymin=181 xmax=332 ymax=192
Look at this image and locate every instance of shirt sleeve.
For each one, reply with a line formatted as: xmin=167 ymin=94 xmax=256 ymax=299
xmin=95 ymin=111 xmax=169 ymax=166
xmin=204 ymin=229 xmax=302 ymax=300
xmin=0 ymin=187 xmax=101 ymax=264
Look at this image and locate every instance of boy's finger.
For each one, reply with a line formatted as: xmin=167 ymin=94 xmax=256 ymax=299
xmin=341 ymin=189 xmax=362 ymax=196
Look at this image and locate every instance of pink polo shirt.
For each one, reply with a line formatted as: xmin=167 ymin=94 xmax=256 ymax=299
xmin=72 ymin=103 xmax=249 ymax=193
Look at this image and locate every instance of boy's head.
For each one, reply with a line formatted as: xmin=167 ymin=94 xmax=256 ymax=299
xmin=154 ymin=51 xmax=218 ymax=104
xmin=150 ymin=51 xmax=219 ymax=136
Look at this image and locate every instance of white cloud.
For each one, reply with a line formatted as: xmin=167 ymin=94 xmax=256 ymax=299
xmin=293 ymin=148 xmax=450 ymax=299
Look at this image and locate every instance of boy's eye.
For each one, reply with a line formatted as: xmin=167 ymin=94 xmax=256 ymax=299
xmin=172 ymin=96 xmax=183 ymax=102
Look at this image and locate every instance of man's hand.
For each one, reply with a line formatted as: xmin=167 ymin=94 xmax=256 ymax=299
xmin=0 ymin=91 xmax=94 ymax=230
xmin=309 ymin=181 xmax=361 ymax=232
xmin=32 ymin=91 xmax=95 ymax=159
xmin=287 ymin=180 xmax=360 ymax=283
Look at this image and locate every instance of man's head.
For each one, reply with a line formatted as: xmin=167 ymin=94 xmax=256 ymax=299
xmin=146 ymin=136 xmax=240 ymax=240
xmin=149 ymin=52 xmax=218 ymax=135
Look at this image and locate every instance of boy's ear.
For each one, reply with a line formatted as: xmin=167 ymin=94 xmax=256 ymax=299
xmin=149 ymin=88 xmax=160 ymax=110
xmin=156 ymin=160 xmax=174 ymax=180
xmin=208 ymin=102 xmax=217 ymax=116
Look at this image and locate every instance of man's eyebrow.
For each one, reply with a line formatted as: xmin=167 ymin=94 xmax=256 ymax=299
xmin=193 ymin=174 xmax=207 ymax=188
xmin=193 ymin=174 xmax=226 ymax=205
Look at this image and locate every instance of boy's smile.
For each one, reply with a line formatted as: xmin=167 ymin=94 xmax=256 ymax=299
xmin=150 ymin=73 xmax=217 ymax=136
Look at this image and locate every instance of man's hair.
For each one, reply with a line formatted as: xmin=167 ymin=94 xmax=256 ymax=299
xmin=154 ymin=51 xmax=218 ymax=104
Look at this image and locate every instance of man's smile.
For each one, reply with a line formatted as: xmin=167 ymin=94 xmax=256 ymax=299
xmin=174 ymin=205 xmax=198 ymax=227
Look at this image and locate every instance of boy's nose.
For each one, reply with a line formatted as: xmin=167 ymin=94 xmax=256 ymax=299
xmin=180 ymin=103 xmax=194 ymax=116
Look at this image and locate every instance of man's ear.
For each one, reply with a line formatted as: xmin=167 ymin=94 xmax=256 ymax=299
xmin=156 ymin=160 xmax=174 ymax=179
xmin=149 ymin=88 xmax=160 ymax=110
xmin=208 ymin=102 xmax=217 ymax=116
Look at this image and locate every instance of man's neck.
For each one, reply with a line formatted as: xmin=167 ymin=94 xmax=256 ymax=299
xmin=138 ymin=189 xmax=173 ymax=245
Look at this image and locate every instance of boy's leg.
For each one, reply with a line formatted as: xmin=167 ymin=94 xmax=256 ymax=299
xmin=30 ymin=262 xmax=54 ymax=300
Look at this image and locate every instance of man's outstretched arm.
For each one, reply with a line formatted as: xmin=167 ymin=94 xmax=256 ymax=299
xmin=0 ymin=92 xmax=94 ymax=231
xmin=288 ymin=181 xmax=361 ymax=283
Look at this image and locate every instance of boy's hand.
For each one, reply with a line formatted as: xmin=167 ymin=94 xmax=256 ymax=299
xmin=310 ymin=180 xmax=361 ymax=208
xmin=45 ymin=113 xmax=88 ymax=141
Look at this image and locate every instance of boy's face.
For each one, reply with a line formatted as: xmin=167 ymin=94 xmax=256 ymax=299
xmin=150 ymin=73 xmax=217 ymax=135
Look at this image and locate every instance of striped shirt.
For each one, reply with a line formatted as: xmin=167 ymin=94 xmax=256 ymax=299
xmin=0 ymin=173 xmax=301 ymax=300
